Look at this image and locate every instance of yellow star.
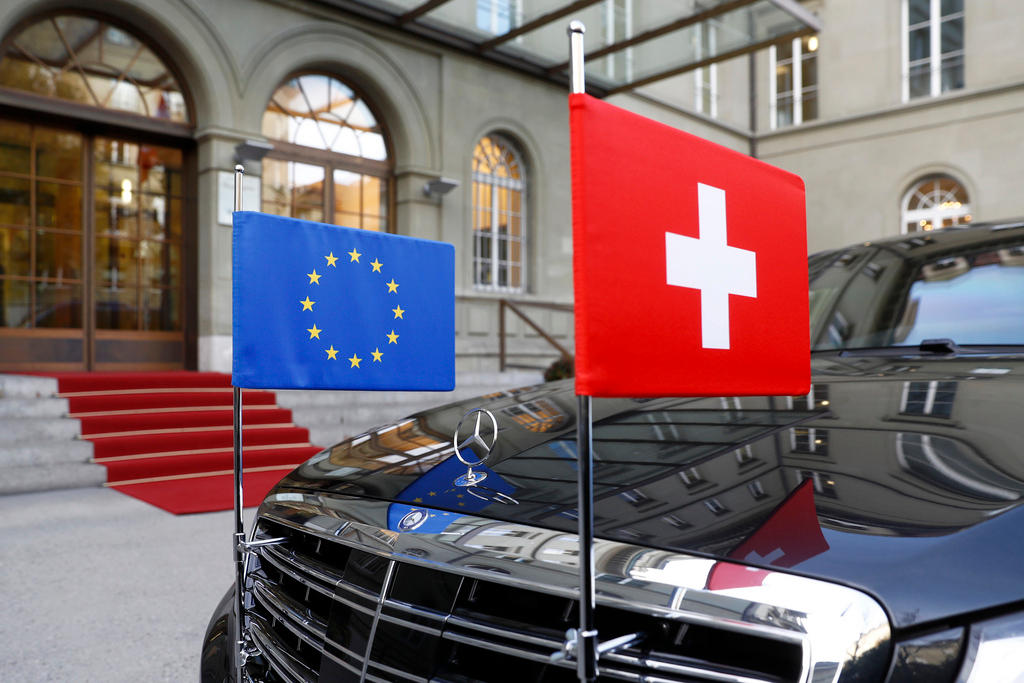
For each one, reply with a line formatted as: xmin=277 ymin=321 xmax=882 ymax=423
xmin=370 ymin=258 xmax=382 ymax=273
xmin=458 ymin=502 xmax=465 ymax=507
xmin=325 ymin=252 xmax=338 ymax=267
xmin=348 ymin=353 xmax=362 ymax=368
xmin=428 ymin=491 xmax=436 ymax=496
xmin=348 ymin=247 xmax=361 ymax=262
xmin=392 ymin=305 xmax=405 ymax=319
xmin=413 ymin=497 xmax=422 ymax=503
xmin=371 ymin=347 xmax=383 ymax=363
xmin=307 ymin=269 xmax=321 ymax=284
xmin=386 ymin=330 xmax=399 ymax=344
xmin=300 ymin=296 xmax=315 ymax=311
xmin=325 ymin=345 xmax=339 ymax=360
xmin=307 ymin=324 xmax=321 ymax=339
xmin=386 ymin=279 xmax=399 ymax=293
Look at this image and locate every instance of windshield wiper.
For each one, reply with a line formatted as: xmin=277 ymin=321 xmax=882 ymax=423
xmin=831 ymin=340 xmax=1024 ymax=358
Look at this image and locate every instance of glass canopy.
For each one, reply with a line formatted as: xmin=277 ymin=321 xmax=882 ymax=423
xmin=323 ymin=0 xmax=821 ymax=95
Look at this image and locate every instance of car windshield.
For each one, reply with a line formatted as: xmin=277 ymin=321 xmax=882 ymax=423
xmin=809 ymin=230 xmax=1024 ymax=350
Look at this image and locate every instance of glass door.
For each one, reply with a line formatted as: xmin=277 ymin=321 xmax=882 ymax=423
xmin=0 ymin=119 xmax=188 ymax=371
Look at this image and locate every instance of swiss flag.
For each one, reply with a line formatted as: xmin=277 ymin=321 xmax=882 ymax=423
xmin=706 ymin=480 xmax=829 ymax=591
xmin=570 ymin=94 xmax=810 ymax=397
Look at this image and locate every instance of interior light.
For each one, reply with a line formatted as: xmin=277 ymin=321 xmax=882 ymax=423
xmin=807 ymin=36 xmax=819 ymax=52
xmin=120 ymin=179 xmax=133 ymax=204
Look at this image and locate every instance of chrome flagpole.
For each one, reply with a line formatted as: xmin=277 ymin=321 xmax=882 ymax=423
xmin=569 ymin=21 xmax=599 ymax=683
xmin=231 ymin=163 xmax=247 ymax=683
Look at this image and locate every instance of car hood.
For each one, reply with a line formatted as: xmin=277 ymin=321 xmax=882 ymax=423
xmin=274 ymin=354 xmax=1024 ymax=630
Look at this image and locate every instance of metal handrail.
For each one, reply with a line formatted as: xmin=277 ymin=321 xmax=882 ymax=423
xmin=497 ymin=298 xmax=574 ymax=372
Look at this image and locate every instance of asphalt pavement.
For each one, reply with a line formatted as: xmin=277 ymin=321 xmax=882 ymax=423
xmin=0 ymin=486 xmax=255 ymax=682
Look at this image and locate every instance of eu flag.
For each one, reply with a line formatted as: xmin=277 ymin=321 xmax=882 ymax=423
xmin=232 ymin=211 xmax=454 ymax=390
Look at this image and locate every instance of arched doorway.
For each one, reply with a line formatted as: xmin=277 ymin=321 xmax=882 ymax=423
xmin=0 ymin=12 xmax=195 ymax=370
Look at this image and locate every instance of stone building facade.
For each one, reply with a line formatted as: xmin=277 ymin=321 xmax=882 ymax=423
xmin=0 ymin=0 xmax=1018 ymax=376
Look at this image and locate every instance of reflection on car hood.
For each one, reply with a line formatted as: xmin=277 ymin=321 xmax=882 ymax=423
xmin=274 ymin=354 xmax=1024 ymax=630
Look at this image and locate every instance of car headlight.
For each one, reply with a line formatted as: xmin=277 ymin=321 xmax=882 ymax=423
xmin=957 ymin=613 xmax=1024 ymax=682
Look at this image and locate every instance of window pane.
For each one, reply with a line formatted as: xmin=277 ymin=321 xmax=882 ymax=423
xmin=801 ymin=54 xmax=817 ymax=87
xmin=0 ymin=121 xmax=31 ymax=174
xmin=138 ymin=144 xmax=183 ymax=195
xmin=801 ymin=91 xmax=818 ymax=123
xmin=941 ymin=17 xmax=963 ymax=54
xmin=941 ymin=55 xmax=964 ymax=92
xmin=776 ymin=95 xmax=794 ymax=127
xmin=35 ymin=128 xmax=81 ymax=180
xmin=333 ymin=169 xmax=360 ymax=223
xmin=95 ymin=237 xmax=138 ymax=288
xmin=35 ymin=230 xmax=81 ymax=280
xmin=776 ymin=39 xmax=792 ymax=61
xmin=941 ymin=0 xmax=963 ymax=16
xmin=909 ymin=0 xmax=930 ymax=24
xmin=34 ymin=282 xmax=81 ymax=328
xmin=142 ymin=287 xmax=179 ymax=331
xmin=36 ymin=182 xmax=81 ymax=230
xmin=775 ymin=62 xmax=793 ymax=94
xmin=909 ymin=62 xmax=931 ymax=98
xmin=909 ymin=26 xmax=930 ymax=62
xmin=95 ymin=287 xmax=138 ymax=330
xmin=0 ymin=227 xmax=30 ymax=277
xmin=140 ymin=240 xmax=179 ymax=287
xmin=0 ymin=176 xmax=31 ymax=226
xmin=0 ymin=279 xmax=30 ymax=327
xmin=140 ymin=194 xmax=177 ymax=240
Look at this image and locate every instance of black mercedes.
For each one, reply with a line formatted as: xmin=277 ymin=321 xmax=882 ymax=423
xmin=202 ymin=220 xmax=1024 ymax=682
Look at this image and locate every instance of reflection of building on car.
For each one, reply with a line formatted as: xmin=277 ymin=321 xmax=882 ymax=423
xmin=202 ymin=222 xmax=1024 ymax=682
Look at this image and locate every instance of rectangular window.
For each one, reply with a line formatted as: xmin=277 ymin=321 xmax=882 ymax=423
xmin=770 ymin=35 xmax=819 ymax=129
xmin=900 ymin=380 xmax=957 ymax=418
xmin=477 ymin=0 xmax=520 ymax=36
xmin=903 ymin=0 xmax=964 ymax=100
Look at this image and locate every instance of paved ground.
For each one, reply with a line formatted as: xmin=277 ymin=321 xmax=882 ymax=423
xmin=0 ymin=487 xmax=255 ymax=682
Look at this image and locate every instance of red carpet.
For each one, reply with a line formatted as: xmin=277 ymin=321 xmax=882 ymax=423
xmin=43 ymin=372 xmax=322 ymax=515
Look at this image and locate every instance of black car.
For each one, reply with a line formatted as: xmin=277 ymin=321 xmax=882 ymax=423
xmin=203 ymin=221 xmax=1024 ymax=682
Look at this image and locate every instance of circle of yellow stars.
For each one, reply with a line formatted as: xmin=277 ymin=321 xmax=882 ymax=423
xmin=300 ymin=247 xmax=404 ymax=368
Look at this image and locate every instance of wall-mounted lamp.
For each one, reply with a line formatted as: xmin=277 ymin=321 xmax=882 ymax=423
xmin=233 ymin=139 xmax=274 ymax=164
xmin=423 ymin=177 xmax=460 ymax=199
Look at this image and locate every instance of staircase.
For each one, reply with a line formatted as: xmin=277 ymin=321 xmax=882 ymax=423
xmin=0 ymin=374 xmax=104 ymax=495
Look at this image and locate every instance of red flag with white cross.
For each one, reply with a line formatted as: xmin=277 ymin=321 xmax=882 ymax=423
xmin=569 ymin=93 xmax=809 ymax=397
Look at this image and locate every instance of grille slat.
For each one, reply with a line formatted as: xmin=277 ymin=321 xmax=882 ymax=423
xmin=249 ymin=615 xmax=319 ymax=683
xmin=243 ymin=518 xmax=808 ymax=683
xmin=252 ymin=578 xmax=328 ymax=646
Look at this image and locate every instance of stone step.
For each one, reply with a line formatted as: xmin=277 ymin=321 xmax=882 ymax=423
xmin=0 ymin=417 xmax=81 ymax=445
xmin=0 ymin=397 xmax=69 ymax=418
xmin=0 ymin=440 xmax=93 ymax=468
xmin=0 ymin=374 xmax=59 ymax=399
xmin=0 ymin=463 xmax=107 ymax=496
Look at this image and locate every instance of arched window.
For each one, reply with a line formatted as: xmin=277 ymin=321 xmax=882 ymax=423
xmin=472 ymin=134 xmax=525 ymax=292
xmin=261 ymin=73 xmax=390 ymax=231
xmin=0 ymin=13 xmax=188 ymax=122
xmin=902 ymin=175 xmax=972 ymax=233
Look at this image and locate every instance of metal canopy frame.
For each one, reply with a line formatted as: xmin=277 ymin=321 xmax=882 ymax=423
xmin=310 ymin=0 xmax=821 ymax=97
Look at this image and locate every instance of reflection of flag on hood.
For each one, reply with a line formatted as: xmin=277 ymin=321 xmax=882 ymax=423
xmin=387 ymin=455 xmax=516 ymax=534
xmin=706 ymin=479 xmax=829 ymax=590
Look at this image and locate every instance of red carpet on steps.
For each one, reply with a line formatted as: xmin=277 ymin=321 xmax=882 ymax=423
xmin=42 ymin=372 xmax=323 ymax=515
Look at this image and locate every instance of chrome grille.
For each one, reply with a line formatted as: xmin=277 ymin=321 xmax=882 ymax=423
xmin=243 ymin=519 xmax=805 ymax=683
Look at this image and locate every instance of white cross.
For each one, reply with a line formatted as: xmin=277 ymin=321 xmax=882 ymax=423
xmin=665 ymin=183 xmax=757 ymax=350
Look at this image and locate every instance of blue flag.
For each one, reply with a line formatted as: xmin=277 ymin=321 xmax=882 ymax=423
xmin=232 ymin=211 xmax=454 ymax=390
